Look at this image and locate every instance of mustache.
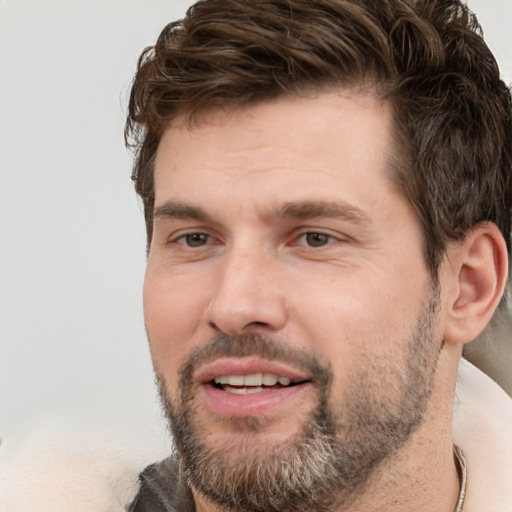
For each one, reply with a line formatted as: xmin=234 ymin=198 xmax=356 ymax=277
xmin=177 ymin=333 xmax=333 ymax=391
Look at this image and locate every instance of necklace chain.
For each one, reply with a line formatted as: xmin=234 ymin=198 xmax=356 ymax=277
xmin=453 ymin=445 xmax=467 ymax=512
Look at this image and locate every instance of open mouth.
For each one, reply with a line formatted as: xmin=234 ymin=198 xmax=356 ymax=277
xmin=211 ymin=373 xmax=308 ymax=395
xmin=197 ymin=360 xmax=314 ymax=416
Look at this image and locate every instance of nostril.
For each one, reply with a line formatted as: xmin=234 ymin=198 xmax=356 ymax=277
xmin=208 ymin=319 xmax=272 ymax=336
xmin=241 ymin=321 xmax=275 ymax=333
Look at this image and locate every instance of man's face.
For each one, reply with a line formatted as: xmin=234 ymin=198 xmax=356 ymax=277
xmin=144 ymin=92 xmax=444 ymax=511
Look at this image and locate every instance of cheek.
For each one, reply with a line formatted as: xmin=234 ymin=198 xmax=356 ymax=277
xmin=292 ymin=269 xmax=427 ymax=380
xmin=298 ymin=273 xmax=413 ymax=333
xmin=143 ymin=266 xmax=211 ymax=388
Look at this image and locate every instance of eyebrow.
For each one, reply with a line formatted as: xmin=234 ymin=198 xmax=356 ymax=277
xmin=153 ymin=202 xmax=214 ymax=222
xmin=268 ymin=200 xmax=372 ymax=226
xmin=153 ymin=200 xmax=372 ymax=226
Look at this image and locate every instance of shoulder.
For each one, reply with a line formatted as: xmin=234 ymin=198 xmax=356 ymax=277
xmin=0 ymin=419 xmax=169 ymax=512
xmin=453 ymin=358 xmax=512 ymax=512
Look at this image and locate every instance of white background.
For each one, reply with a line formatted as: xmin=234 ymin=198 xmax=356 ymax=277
xmin=1 ymin=0 xmax=511 ymax=442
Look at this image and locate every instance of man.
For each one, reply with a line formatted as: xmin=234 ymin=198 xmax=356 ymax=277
xmin=125 ymin=0 xmax=512 ymax=511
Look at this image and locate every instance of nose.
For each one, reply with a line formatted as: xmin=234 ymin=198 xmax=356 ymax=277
xmin=205 ymin=247 xmax=288 ymax=336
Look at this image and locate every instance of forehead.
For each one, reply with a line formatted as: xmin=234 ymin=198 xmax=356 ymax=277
xmin=153 ymin=91 xmax=396 ymax=212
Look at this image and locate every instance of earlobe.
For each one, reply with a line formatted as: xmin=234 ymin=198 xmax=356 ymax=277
xmin=444 ymin=223 xmax=508 ymax=345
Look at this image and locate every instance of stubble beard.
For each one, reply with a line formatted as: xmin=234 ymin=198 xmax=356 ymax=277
xmin=156 ymin=286 xmax=442 ymax=512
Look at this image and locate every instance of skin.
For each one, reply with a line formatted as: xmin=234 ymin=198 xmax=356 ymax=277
xmin=143 ymin=91 xmax=506 ymax=511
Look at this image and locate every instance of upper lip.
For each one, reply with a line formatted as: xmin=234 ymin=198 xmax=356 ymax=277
xmin=195 ymin=357 xmax=312 ymax=385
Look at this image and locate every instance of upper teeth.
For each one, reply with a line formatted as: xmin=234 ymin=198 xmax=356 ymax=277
xmin=213 ymin=374 xmax=292 ymax=386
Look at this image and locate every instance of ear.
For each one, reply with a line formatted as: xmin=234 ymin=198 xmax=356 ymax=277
xmin=443 ymin=223 xmax=509 ymax=346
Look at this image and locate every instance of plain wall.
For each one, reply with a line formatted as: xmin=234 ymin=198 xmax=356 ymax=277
xmin=0 ymin=0 xmax=193 ymax=442
xmin=1 ymin=0 xmax=511 ymax=442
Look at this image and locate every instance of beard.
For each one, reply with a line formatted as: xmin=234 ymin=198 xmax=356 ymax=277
xmin=155 ymin=285 xmax=442 ymax=512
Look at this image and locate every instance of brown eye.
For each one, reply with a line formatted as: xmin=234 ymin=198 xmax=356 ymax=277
xmin=181 ymin=233 xmax=210 ymax=247
xmin=304 ymin=232 xmax=332 ymax=247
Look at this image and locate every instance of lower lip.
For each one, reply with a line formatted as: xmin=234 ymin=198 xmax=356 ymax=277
xmin=200 ymin=382 xmax=311 ymax=417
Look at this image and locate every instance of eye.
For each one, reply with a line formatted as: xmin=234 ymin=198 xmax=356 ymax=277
xmin=176 ymin=232 xmax=212 ymax=247
xmin=296 ymin=232 xmax=336 ymax=247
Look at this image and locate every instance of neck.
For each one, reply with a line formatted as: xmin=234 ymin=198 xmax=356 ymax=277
xmin=332 ymin=345 xmax=463 ymax=512
xmin=339 ymin=427 xmax=460 ymax=512
xmin=334 ymin=345 xmax=463 ymax=512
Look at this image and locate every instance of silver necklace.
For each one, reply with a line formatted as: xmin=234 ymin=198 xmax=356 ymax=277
xmin=453 ymin=445 xmax=467 ymax=512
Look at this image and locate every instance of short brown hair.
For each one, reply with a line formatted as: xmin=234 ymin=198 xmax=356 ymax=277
xmin=125 ymin=0 xmax=512 ymax=276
